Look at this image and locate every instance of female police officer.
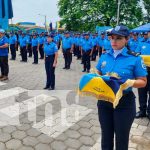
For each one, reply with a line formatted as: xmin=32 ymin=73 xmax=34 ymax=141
xmin=96 ymin=25 xmax=147 ymax=150
xmin=43 ymin=34 xmax=58 ymax=90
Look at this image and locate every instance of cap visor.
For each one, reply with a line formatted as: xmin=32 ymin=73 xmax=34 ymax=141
xmin=109 ymin=30 xmax=126 ymax=36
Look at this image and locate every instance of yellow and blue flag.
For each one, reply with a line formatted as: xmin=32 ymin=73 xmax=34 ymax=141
xmin=141 ymin=55 xmax=150 ymax=67
xmin=78 ymin=73 xmax=135 ymax=108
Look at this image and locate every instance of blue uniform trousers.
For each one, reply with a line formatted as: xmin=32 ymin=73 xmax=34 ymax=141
xmin=91 ymin=46 xmax=97 ymax=61
xmin=82 ymin=50 xmax=91 ymax=71
xmin=138 ymin=69 xmax=150 ymax=115
xmin=76 ymin=46 xmax=81 ymax=59
xmin=45 ymin=55 xmax=55 ymax=89
xmin=10 ymin=44 xmax=16 ymax=60
xmin=33 ymin=46 xmax=38 ymax=63
xmin=0 ymin=56 xmax=9 ymax=76
xmin=98 ymin=46 xmax=102 ymax=57
xmin=63 ymin=48 xmax=72 ymax=68
xmin=39 ymin=44 xmax=44 ymax=59
xmin=97 ymin=91 xmax=136 ymax=150
xmin=28 ymin=44 xmax=32 ymax=57
xmin=21 ymin=46 xmax=27 ymax=62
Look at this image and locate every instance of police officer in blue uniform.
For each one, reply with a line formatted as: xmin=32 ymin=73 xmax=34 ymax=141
xmin=97 ymin=32 xmax=105 ymax=57
xmin=62 ymin=31 xmax=73 ymax=69
xmin=38 ymin=33 xmax=44 ymax=59
xmin=135 ymin=42 xmax=150 ymax=119
xmin=32 ymin=34 xmax=39 ymax=64
xmin=91 ymin=33 xmax=98 ymax=61
xmin=128 ymin=32 xmax=139 ymax=52
xmin=103 ymin=34 xmax=111 ymax=53
xmin=20 ymin=33 xmax=28 ymax=62
xmin=96 ymin=25 xmax=147 ymax=150
xmin=141 ymin=32 xmax=150 ymax=43
xmin=0 ymin=29 xmax=9 ymax=81
xmin=81 ymin=33 xmax=93 ymax=73
xmin=43 ymin=35 xmax=58 ymax=90
xmin=26 ymin=34 xmax=32 ymax=57
xmin=9 ymin=32 xmax=17 ymax=60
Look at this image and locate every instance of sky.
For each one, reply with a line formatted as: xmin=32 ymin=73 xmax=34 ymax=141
xmin=11 ymin=0 xmax=60 ymax=27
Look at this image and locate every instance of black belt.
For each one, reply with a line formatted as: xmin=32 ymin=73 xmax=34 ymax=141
xmin=46 ymin=55 xmax=55 ymax=57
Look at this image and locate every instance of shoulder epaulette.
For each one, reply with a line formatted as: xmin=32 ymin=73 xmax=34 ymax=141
xmin=127 ymin=50 xmax=140 ymax=57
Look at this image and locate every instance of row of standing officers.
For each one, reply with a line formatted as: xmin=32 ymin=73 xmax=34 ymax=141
xmin=1 ymin=29 xmax=150 ymax=121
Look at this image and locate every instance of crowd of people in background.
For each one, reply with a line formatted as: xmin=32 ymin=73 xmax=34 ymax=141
xmin=2 ymin=29 xmax=150 ymax=71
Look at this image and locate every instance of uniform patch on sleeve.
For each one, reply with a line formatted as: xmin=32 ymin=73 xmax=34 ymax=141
xmin=141 ymin=59 xmax=146 ymax=69
xmin=101 ymin=61 xmax=107 ymax=68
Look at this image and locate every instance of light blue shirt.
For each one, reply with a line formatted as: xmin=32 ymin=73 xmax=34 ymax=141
xmin=20 ymin=37 xmax=27 ymax=47
xmin=96 ymin=47 xmax=147 ymax=91
xmin=135 ymin=42 xmax=150 ymax=55
xmin=0 ymin=36 xmax=9 ymax=56
xmin=81 ymin=38 xmax=93 ymax=51
xmin=32 ymin=38 xmax=38 ymax=47
xmin=44 ymin=42 xmax=58 ymax=56
xmin=62 ymin=37 xmax=73 ymax=50
xmin=9 ymin=35 xmax=17 ymax=45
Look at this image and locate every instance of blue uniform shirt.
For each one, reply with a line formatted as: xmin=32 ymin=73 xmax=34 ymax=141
xmin=54 ymin=36 xmax=59 ymax=43
xmin=62 ymin=37 xmax=73 ymax=50
xmin=32 ymin=38 xmax=38 ymax=47
xmin=44 ymin=42 xmax=58 ymax=56
xmin=98 ymin=38 xmax=105 ymax=47
xmin=9 ymin=35 xmax=17 ymax=45
xmin=96 ymin=47 xmax=147 ymax=91
xmin=26 ymin=35 xmax=32 ymax=44
xmin=0 ymin=36 xmax=9 ymax=56
xmin=135 ymin=42 xmax=150 ymax=55
xmin=141 ymin=38 xmax=150 ymax=44
xmin=103 ymin=38 xmax=111 ymax=52
xmin=20 ymin=37 xmax=27 ymax=47
xmin=128 ymin=39 xmax=139 ymax=52
xmin=92 ymin=37 xmax=98 ymax=47
xmin=81 ymin=38 xmax=93 ymax=51
xmin=38 ymin=37 xmax=44 ymax=45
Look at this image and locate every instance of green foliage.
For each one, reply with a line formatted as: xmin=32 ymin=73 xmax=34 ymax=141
xmin=143 ymin=0 xmax=150 ymax=22
xmin=58 ymin=0 xmax=145 ymax=31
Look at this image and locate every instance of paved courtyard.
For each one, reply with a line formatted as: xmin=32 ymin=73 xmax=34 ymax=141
xmin=0 ymin=51 xmax=149 ymax=150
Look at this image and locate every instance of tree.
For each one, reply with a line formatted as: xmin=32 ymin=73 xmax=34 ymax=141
xmin=58 ymin=0 xmax=145 ymax=31
xmin=143 ymin=0 xmax=150 ymax=22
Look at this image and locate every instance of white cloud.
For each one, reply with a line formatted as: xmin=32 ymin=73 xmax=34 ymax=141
xmin=11 ymin=0 xmax=60 ymax=27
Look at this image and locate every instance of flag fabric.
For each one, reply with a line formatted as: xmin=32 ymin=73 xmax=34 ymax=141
xmin=0 ymin=0 xmax=13 ymax=19
xmin=1 ymin=0 xmax=5 ymax=18
xmin=141 ymin=55 xmax=150 ymax=67
xmin=8 ymin=0 xmax=13 ymax=19
xmin=78 ymin=73 xmax=135 ymax=108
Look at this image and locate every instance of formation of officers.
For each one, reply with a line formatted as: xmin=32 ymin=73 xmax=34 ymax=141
xmin=0 ymin=28 xmax=150 ymax=120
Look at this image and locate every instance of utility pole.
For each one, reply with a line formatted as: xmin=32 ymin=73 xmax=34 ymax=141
xmin=38 ymin=14 xmax=47 ymax=32
xmin=117 ymin=0 xmax=121 ymax=25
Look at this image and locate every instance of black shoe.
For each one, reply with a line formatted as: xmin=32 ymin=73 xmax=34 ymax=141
xmin=32 ymin=62 xmax=38 ymax=64
xmin=135 ymin=111 xmax=147 ymax=119
xmin=43 ymin=87 xmax=49 ymax=90
xmin=87 ymin=70 xmax=90 ymax=73
xmin=82 ymin=70 xmax=86 ymax=72
xmin=66 ymin=66 xmax=70 ymax=70
xmin=63 ymin=67 xmax=67 ymax=69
